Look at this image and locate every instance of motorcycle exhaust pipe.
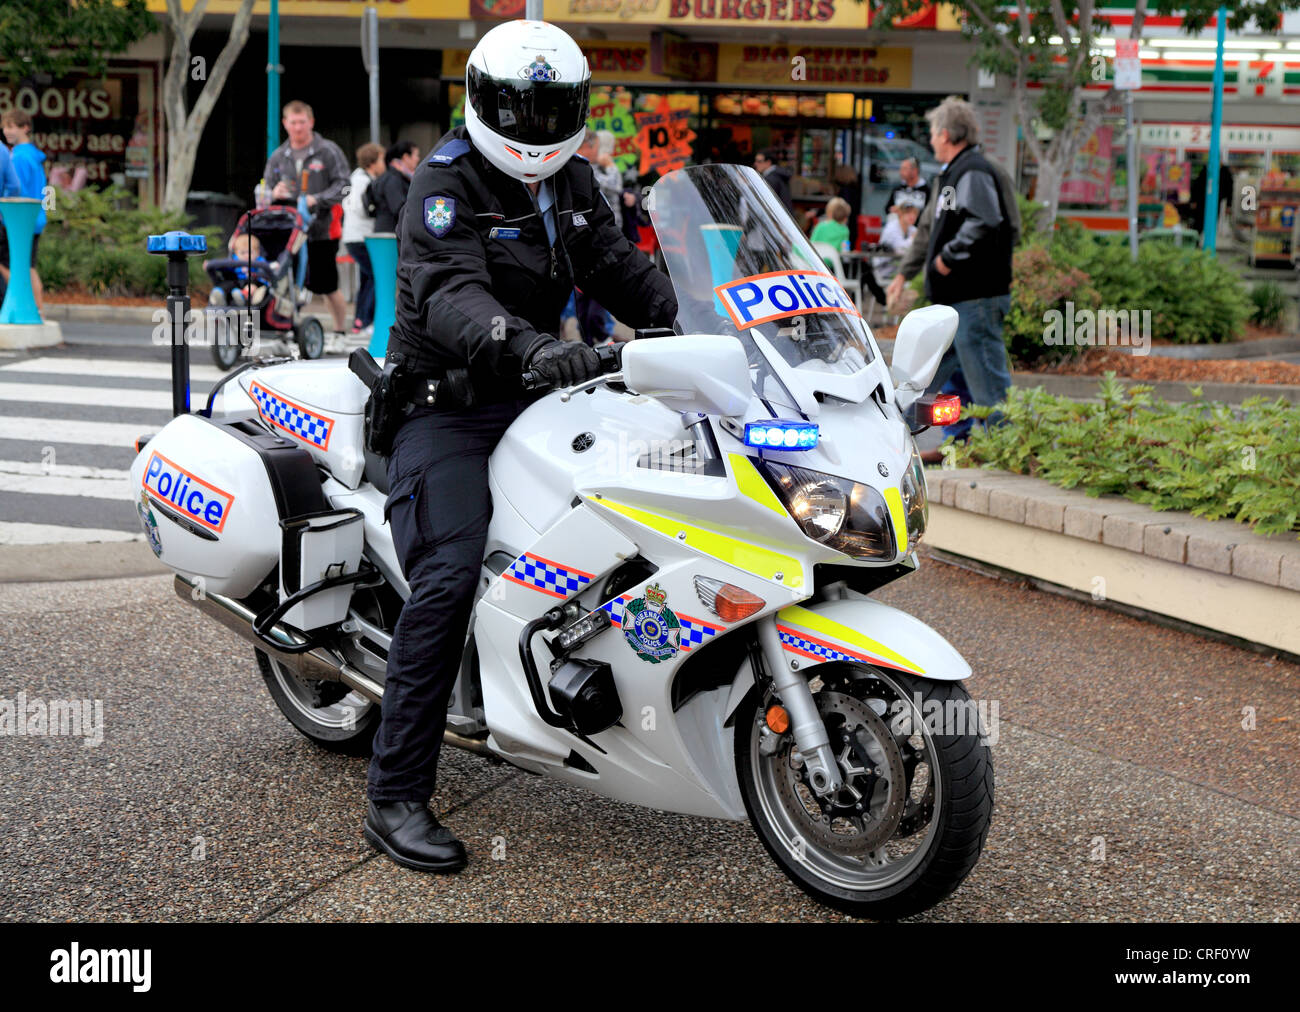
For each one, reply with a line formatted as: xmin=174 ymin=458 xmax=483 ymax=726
xmin=172 ymin=575 xmax=494 ymax=758
xmin=173 ymin=574 xmax=341 ymax=682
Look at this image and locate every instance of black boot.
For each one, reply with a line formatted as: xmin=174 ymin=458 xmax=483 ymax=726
xmin=364 ymin=801 xmax=468 ymax=873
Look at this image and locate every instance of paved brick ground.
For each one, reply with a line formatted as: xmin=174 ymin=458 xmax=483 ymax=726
xmin=0 ymin=560 xmax=1296 ymax=922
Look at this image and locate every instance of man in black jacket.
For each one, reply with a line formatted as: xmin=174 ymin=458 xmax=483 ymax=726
xmin=362 ymin=20 xmax=677 ymax=876
xmin=886 ymin=97 xmax=1014 ymax=444
xmin=370 ymin=140 xmax=418 ymax=233
xmin=754 ymin=150 xmax=796 ymax=217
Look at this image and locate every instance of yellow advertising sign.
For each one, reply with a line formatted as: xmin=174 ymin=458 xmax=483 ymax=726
xmin=546 ymin=0 xmax=869 ymax=28
xmin=145 ymin=0 xmax=962 ymax=26
xmin=716 ymin=43 xmax=912 ymax=89
xmin=143 ymin=1 xmax=480 ymax=18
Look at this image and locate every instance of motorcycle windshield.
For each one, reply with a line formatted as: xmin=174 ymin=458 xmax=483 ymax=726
xmin=647 ymin=164 xmax=875 ymax=388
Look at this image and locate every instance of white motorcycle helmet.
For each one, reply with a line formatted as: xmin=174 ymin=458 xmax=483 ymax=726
xmin=464 ymin=20 xmax=591 ymax=183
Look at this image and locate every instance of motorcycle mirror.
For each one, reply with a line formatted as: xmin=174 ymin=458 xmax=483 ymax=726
xmin=890 ymin=304 xmax=958 ymax=410
xmin=621 ymin=335 xmax=752 ymax=418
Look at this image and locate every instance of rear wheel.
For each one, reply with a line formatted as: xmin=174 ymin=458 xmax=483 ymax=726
xmin=296 ymin=317 xmax=325 ymax=360
xmin=735 ymin=664 xmax=993 ymax=919
xmin=257 ymin=650 xmax=379 ymax=756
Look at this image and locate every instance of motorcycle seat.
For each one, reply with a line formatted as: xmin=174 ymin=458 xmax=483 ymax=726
xmin=364 ymin=447 xmax=389 ymax=495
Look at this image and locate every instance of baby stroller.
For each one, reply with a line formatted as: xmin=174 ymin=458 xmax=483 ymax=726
xmin=202 ymin=204 xmax=325 ymax=369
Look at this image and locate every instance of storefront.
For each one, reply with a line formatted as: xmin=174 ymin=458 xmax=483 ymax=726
xmin=1019 ymin=43 xmax=1300 ymax=249
xmin=0 ymin=60 xmax=163 ymax=206
xmin=440 ymin=32 xmax=965 ymax=236
xmin=114 ymin=0 xmax=974 ymax=222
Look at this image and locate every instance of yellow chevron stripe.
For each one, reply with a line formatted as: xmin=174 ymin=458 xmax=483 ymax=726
xmin=883 ymin=485 xmax=908 ymax=556
xmin=728 ymin=453 xmax=788 ymax=517
xmin=592 ymin=497 xmax=804 ymax=588
xmin=776 ymin=603 xmax=924 ymax=674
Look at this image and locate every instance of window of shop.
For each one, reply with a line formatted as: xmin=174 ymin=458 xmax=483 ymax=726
xmin=0 ymin=63 xmax=161 ymax=205
xmin=1139 ymin=124 xmax=1300 ymax=264
xmin=441 ymin=77 xmax=943 ymax=244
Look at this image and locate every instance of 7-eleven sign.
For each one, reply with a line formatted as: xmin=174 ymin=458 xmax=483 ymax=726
xmin=1238 ymin=60 xmax=1283 ymax=99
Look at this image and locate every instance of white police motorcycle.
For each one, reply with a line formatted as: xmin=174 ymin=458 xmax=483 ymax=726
xmin=133 ymin=164 xmax=991 ymax=919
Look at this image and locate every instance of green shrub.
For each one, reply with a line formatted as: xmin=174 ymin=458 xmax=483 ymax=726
xmin=36 ymin=185 xmax=218 ymax=298
xmin=1050 ymin=226 xmax=1251 ymax=344
xmin=1004 ymin=241 xmax=1100 ymax=367
xmin=951 ymin=373 xmax=1300 ymax=538
xmin=1249 ymin=281 xmax=1290 ymax=330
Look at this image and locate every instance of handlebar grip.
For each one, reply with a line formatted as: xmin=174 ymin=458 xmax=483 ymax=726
xmin=520 ymin=343 xmax=622 ymax=394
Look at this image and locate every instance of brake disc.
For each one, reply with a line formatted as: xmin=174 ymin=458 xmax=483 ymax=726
xmin=775 ymin=690 xmax=907 ymax=855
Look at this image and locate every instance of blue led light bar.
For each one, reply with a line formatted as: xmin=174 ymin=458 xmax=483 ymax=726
xmin=744 ymin=420 xmax=819 ymax=450
xmin=147 ymin=231 xmax=207 ymax=254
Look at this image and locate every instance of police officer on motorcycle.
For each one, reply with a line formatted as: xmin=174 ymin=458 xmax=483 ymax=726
xmin=362 ymin=19 xmax=678 ymax=872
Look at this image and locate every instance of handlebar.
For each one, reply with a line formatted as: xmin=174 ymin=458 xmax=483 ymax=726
xmin=520 ymin=341 xmax=623 ymax=392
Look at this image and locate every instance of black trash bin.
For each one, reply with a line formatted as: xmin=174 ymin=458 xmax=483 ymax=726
xmin=184 ymin=191 xmax=245 ymax=247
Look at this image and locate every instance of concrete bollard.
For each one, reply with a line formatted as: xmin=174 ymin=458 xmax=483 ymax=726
xmin=0 ymin=197 xmax=59 ymax=348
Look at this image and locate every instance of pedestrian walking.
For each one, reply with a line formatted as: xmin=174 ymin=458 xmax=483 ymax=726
xmin=754 ymin=150 xmax=796 ymax=217
xmin=885 ymin=97 xmax=1016 ymax=454
xmin=263 ymin=100 xmax=352 ymax=342
xmin=887 ymin=156 xmax=928 ymax=215
xmin=343 ymin=141 xmax=385 ymax=338
xmin=371 ymin=141 xmax=418 ymax=234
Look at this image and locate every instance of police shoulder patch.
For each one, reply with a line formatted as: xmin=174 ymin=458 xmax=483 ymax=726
xmin=424 ymin=195 xmax=456 ymax=238
xmin=427 ymin=138 xmax=470 ymax=166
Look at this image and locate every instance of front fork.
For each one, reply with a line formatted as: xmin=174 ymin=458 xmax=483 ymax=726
xmin=756 ymin=615 xmax=843 ymax=795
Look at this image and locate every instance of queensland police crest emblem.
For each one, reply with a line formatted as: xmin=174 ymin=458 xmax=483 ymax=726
xmin=623 ymin=583 xmax=681 ymax=664
xmin=520 ymin=54 xmax=560 ymax=82
xmin=137 ymin=490 xmax=162 ymax=558
xmin=424 ymin=195 xmax=455 ymax=238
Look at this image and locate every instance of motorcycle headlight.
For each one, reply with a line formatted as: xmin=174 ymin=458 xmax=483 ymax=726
xmin=900 ymin=439 xmax=928 ymax=550
xmin=759 ymin=462 xmax=896 ymax=561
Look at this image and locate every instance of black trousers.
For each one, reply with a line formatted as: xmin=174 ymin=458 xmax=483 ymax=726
xmin=366 ymin=399 xmax=521 ymax=803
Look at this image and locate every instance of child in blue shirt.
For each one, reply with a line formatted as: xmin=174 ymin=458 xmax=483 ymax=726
xmin=1 ymin=109 xmax=46 ymax=308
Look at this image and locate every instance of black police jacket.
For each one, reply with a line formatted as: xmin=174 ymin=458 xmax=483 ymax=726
xmin=387 ymin=126 xmax=678 ymax=401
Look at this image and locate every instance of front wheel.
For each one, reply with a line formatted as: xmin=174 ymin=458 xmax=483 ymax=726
xmin=735 ymin=664 xmax=993 ymax=919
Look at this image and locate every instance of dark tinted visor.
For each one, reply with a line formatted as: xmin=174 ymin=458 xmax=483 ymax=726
xmin=468 ymin=64 xmax=590 ymax=146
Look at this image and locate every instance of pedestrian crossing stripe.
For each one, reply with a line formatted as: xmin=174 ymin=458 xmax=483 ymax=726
xmin=248 ymin=381 xmax=334 ymax=450
xmin=503 ymin=552 xmax=595 ymax=599
xmin=600 ymin=593 xmax=724 ymax=652
xmin=0 ymin=353 xmax=245 ymax=543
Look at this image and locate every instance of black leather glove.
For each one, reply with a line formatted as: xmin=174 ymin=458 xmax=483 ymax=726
xmin=525 ymin=338 xmax=602 ymax=388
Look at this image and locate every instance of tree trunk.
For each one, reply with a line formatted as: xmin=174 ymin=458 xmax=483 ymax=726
xmin=160 ymin=0 xmax=255 ymax=215
xmin=163 ymin=130 xmax=201 ymax=213
xmin=1033 ymin=157 xmax=1065 ymax=235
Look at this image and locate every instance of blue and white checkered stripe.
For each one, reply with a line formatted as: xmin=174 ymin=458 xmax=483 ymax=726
xmin=600 ymin=594 xmax=631 ymax=625
xmin=778 ymin=628 xmax=858 ymax=664
xmin=504 ymin=554 xmax=592 ymax=599
xmin=678 ymin=614 xmax=722 ymax=651
xmin=600 ymin=594 xmax=720 ymax=652
xmin=250 ymin=384 xmax=333 ymax=449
